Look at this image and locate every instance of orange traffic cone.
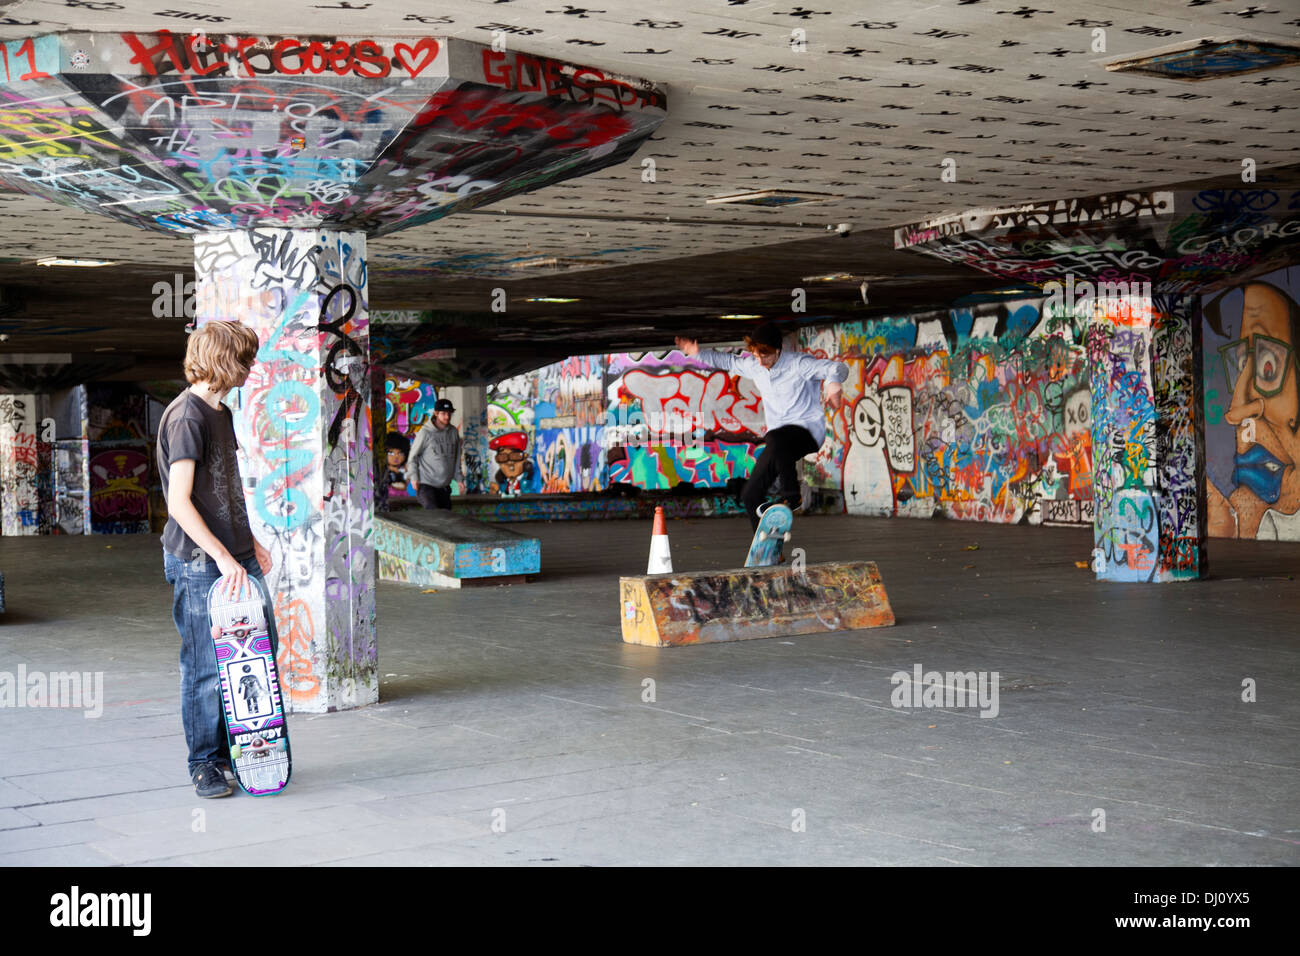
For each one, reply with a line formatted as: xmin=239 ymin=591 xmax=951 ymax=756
xmin=647 ymin=505 xmax=673 ymax=573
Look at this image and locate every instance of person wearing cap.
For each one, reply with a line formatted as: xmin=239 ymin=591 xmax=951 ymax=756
xmin=675 ymin=322 xmax=848 ymax=530
xmin=408 ymin=397 xmax=463 ymax=510
xmin=489 ymin=430 xmax=534 ymax=496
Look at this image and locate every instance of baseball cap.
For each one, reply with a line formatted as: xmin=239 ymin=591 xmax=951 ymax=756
xmin=434 ymin=398 xmax=455 ymax=413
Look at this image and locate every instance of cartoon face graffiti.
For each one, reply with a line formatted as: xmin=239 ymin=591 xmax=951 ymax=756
xmin=1219 ymin=283 xmax=1300 ymax=538
xmin=852 ymin=393 xmax=884 ymax=448
xmin=489 ymin=430 xmax=533 ymax=496
xmin=89 ymin=450 xmax=149 ymax=520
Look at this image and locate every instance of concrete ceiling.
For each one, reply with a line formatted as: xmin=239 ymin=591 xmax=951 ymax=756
xmin=1 ymin=0 xmax=1299 ymax=382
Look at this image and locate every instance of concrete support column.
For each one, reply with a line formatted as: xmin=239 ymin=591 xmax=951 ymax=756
xmin=453 ymin=386 xmax=488 ymax=495
xmin=371 ymin=365 xmax=389 ymax=513
xmin=0 ymin=393 xmax=54 ymax=535
xmin=195 ymin=229 xmax=376 ymax=712
xmin=52 ymin=385 xmax=90 ymax=535
xmin=1089 ymin=292 xmax=1207 ymax=582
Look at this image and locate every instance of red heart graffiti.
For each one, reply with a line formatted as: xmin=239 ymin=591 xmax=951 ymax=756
xmin=393 ymin=39 xmax=440 ymax=78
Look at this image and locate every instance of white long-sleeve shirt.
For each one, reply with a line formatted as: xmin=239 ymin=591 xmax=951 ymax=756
xmin=696 ymin=347 xmax=849 ymax=446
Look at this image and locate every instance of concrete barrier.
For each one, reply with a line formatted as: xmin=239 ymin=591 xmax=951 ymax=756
xmin=375 ymin=510 xmax=539 ymax=588
xmin=620 ymin=561 xmax=894 ymax=646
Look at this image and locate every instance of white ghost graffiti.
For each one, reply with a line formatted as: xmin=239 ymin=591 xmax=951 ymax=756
xmin=843 ymin=388 xmax=895 ymax=516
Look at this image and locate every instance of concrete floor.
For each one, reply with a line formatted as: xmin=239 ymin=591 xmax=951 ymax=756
xmin=1 ymin=515 xmax=1297 ymax=867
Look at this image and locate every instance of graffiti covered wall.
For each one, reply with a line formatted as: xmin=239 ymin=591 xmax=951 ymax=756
xmin=86 ymin=384 xmax=159 ymax=534
xmin=1204 ymin=266 xmax=1300 ymax=540
xmin=797 ymin=298 xmax=1093 ymax=526
xmin=476 ymin=349 xmax=766 ymax=495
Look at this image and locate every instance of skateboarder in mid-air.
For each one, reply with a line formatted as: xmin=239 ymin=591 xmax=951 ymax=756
xmin=157 ymin=320 xmax=277 ymax=798
xmin=676 ymin=322 xmax=849 ymax=530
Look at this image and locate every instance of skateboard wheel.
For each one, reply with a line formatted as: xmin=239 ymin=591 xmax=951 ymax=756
xmin=230 ymin=744 xmax=241 ymax=760
xmin=783 ymin=532 xmax=792 ymax=542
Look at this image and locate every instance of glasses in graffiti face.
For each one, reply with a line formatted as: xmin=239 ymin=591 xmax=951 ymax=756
xmin=495 ymin=449 xmax=526 ymax=463
xmin=1220 ymin=334 xmax=1296 ymax=398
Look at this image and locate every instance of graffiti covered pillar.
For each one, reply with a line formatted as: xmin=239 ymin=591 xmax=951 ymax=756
xmin=195 ymin=229 xmax=375 ymax=712
xmin=444 ymin=386 xmax=486 ymax=495
xmin=0 ymin=394 xmax=54 ymax=536
xmin=1089 ymin=293 xmax=1207 ymax=582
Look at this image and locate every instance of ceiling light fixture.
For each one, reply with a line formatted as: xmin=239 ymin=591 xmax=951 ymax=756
xmin=523 ymin=297 xmax=581 ymax=303
xmin=707 ymin=189 xmax=843 ymax=207
xmin=509 ymin=257 xmax=603 ymax=271
xmin=35 ymin=257 xmax=117 ymax=267
xmin=718 ymin=314 xmax=762 ymax=320
xmin=802 ymin=273 xmax=865 ymax=283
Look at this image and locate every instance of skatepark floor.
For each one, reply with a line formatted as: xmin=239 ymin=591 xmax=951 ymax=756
xmin=2 ymin=515 xmax=1298 ymax=866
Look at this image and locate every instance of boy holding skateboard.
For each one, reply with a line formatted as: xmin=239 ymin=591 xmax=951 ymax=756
xmin=675 ymin=323 xmax=848 ymax=530
xmin=157 ymin=320 xmax=276 ymax=798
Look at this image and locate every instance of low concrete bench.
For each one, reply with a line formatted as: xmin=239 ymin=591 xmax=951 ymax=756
xmin=620 ymin=561 xmax=893 ymax=646
xmin=375 ymin=510 xmax=540 ymax=589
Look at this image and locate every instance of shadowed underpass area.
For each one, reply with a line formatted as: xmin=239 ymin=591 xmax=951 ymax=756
xmin=0 ymin=3 xmax=1298 ymax=888
xmin=3 ymin=517 xmax=1296 ymax=866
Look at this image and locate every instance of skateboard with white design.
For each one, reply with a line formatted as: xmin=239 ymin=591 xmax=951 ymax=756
xmin=745 ymin=502 xmax=793 ymax=568
xmin=207 ymin=576 xmax=291 ymax=796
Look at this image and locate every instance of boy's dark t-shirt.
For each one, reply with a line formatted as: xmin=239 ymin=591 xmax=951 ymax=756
xmin=157 ymin=389 xmax=254 ymax=562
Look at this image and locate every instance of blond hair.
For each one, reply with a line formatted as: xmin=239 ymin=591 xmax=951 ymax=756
xmin=184 ymin=321 xmax=260 ymax=391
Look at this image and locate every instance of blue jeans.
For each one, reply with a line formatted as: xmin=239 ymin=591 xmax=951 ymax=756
xmin=164 ymin=551 xmax=279 ymax=776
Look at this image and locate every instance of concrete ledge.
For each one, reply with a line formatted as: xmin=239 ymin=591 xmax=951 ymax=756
xmin=392 ymin=492 xmax=749 ymax=522
xmin=620 ymin=561 xmax=894 ymax=647
xmin=375 ymin=511 xmax=539 ymax=587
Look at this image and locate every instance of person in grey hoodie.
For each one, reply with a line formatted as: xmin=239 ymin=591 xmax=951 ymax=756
xmin=408 ymin=398 xmax=463 ymax=510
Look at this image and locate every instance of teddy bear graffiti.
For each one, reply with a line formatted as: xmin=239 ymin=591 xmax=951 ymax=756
xmin=842 ymin=385 xmax=914 ymax=516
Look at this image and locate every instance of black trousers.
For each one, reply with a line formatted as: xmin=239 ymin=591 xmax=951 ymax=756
xmin=417 ymin=485 xmax=452 ymax=510
xmin=742 ymin=425 xmax=819 ymax=530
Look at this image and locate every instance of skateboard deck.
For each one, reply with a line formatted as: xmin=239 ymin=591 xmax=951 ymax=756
xmin=745 ymin=502 xmax=793 ymax=568
xmin=207 ymin=576 xmax=291 ymax=796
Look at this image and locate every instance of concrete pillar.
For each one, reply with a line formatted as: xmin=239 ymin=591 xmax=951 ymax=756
xmin=195 ymin=229 xmax=376 ymax=712
xmin=1089 ymin=292 xmax=1207 ymax=582
xmin=52 ymin=385 xmax=90 ymax=535
xmin=0 ymin=393 xmax=54 ymax=535
xmin=371 ymin=365 xmax=389 ymax=513
xmin=454 ymin=386 xmax=489 ymax=495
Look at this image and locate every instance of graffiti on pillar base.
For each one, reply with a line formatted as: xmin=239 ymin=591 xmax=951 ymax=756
xmin=0 ymin=396 xmax=57 ymax=536
xmin=1088 ymin=292 xmax=1203 ymax=581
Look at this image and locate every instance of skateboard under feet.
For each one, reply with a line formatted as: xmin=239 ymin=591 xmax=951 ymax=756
xmin=745 ymin=502 xmax=794 ymax=568
xmin=207 ymin=575 xmax=291 ymax=796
